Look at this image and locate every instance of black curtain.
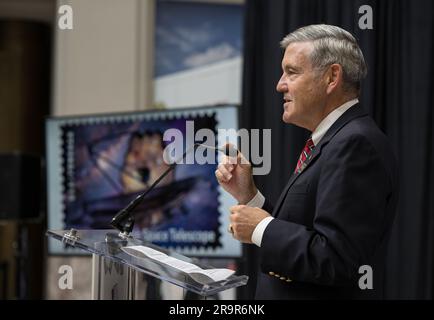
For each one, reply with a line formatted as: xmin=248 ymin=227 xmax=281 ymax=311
xmin=241 ymin=0 xmax=434 ymax=299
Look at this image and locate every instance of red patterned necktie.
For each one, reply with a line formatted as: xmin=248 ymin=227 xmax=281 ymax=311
xmin=294 ymin=137 xmax=315 ymax=173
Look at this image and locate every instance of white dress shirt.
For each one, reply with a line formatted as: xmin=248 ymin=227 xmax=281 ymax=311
xmin=249 ymin=98 xmax=359 ymax=247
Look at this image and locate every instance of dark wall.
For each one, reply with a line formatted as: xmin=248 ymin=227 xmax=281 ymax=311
xmin=241 ymin=0 xmax=434 ymax=299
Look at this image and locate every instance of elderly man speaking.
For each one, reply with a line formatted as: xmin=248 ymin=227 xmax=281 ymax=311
xmin=216 ymin=24 xmax=399 ymax=299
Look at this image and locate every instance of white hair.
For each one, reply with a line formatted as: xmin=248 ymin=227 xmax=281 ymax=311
xmin=280 ymin=24 xmax=367 ymax=93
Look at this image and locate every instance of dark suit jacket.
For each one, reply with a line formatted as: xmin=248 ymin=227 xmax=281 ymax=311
xmin=255 ymin=104 xmax=399 ymax=299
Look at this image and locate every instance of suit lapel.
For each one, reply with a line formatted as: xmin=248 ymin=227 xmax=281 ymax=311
xmin=271 ymin=104 xmax=367 ymax=217
xmin=271 ymin=144 xmax=322 ymax=217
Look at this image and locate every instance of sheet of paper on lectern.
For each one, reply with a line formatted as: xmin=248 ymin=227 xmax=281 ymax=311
xmin=122 ymin=245 xmax=234 ymax=283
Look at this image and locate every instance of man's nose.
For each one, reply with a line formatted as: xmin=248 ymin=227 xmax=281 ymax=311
xmin=276 ymin=75 xmax=286 ymax=92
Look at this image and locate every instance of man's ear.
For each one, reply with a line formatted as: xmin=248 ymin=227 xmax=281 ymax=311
xmin=326 ymin=64 xmax=343 ymax=95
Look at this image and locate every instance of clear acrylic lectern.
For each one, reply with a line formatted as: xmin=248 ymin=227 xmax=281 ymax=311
xmin=47 ymin=229 xmax=248 ymax=300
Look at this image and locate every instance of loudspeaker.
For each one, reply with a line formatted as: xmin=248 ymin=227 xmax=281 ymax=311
xmin=0 ymin=153 xmax=41 ymax=220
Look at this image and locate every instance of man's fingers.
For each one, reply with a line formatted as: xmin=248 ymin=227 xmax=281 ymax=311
xmin=218 ymin=163 xmax=234 ymax=178
xmin=222 ymin=154 xmax=238 ymax=165
xmin=237 ymin=152 xmax=251 ymax=167
xmin=215 ymin=169 xmax=229 ymax=183
xmin=222 ymin=150 xmax=250 ymax=167
xmin=230 ymin=205 xmax=246 ymax=215
xmin=224 ymin=163 xmax=235 ymax=172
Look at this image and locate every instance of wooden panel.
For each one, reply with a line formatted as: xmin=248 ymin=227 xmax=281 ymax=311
xmin=0 ymin=20 xmax=51 ymax=154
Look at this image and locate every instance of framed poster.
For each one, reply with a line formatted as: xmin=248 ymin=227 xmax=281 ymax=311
xmin=46 ymin=105 xmax=241 ymax=257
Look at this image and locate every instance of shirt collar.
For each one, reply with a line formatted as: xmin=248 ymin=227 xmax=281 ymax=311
xmin=311 ymin=98 xmax=359 ymax=146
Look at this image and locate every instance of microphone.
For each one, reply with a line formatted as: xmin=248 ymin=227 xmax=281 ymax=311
xmin=110 ymin=143 xmax=239 ymax=237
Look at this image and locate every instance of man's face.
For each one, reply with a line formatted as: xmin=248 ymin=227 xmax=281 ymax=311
xmin=276 ymin=42 xmax=327 ymax=130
